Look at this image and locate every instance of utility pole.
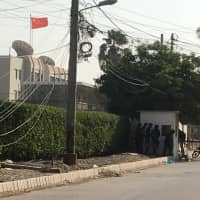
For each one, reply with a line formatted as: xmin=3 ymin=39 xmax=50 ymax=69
xmin=160 ymin=34 xmax=164 ymax=50
xmin=63 ymin=0 xmax=79 ymax=165
xmin=170 ymin=33 xmax=175 ymax=51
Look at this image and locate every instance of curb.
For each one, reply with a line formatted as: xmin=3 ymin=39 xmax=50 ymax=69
xmin=0 ymin=157 xmax=170 ymax=197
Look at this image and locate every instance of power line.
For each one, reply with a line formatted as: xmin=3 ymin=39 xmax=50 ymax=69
xmin=177 ymin=39 xmax=200 ymax=49
xmin=0 ymin=84 xmax=38 ymax=113
xmin=177 ymin=44 xmax=200 ymax=55
xmin=93 ymin=3 xmax=160 ymax=40
xmin=113 ymin=6 xmax=196 ymax=32
xmin=93 ymin=12 xmax=193 ymax=35
xmin=92 ymin=21 xmax=160 ymax=44
xmin=109 ymin=67 xmax=149 ymax=87
xmin=111 ymin=16 xmax=160 ymax=39
xmin=0 ymin=84 xmax=40 ymax=117
xmin=14 ymin=43 xmax=70 ymax=58
xmin=0 ymin=0 xmax=55 ymax=12
xmin=112 ymin=67 xmax=149 ymax=85
xmin=0 ymin=72 xmax=9 ymax=80
xmin=0 ymin=44 xmax=70 ymax=122
xmin=0 ymin=84 xmax=41 ymax=122
xmin=0 ymin=0 xmax=69 ymax=22
xmin=86 ymin=5 xmax=199 ymax=52
xmin=0 ymin=84 xmax=55 ymax=147
xmin=107 ymin=67 xmax=167 ymax=95
xmin=0 ymin=83 xmax=54 ymax=137
xmin=95 ymin=16 xmax=200 ymax=55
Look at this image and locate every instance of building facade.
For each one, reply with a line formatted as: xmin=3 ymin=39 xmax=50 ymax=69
xmin=0 ymin=55 xmax=23 ymax=101
xmin=0 ymin=54 xmax=107 ymax=111
xmin=23 ymin=82 xmax=107 ymax=111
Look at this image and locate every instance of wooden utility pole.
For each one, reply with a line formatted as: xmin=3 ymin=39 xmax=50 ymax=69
xmin=63 ymin=0 xmax=79 ymax=165
xmin=170 ymin=33 xmax=175 ymax=51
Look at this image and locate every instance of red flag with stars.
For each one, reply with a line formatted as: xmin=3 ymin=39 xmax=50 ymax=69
xmin=31 ymin=17 xmax=48 ymax=29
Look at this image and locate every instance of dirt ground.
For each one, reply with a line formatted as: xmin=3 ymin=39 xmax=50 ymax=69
xmin=0 ymin=153 xmax=150 ymax=182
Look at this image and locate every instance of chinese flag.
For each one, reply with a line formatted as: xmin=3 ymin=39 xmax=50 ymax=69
xmin=31 ymin=17 xmax=48 ymax=29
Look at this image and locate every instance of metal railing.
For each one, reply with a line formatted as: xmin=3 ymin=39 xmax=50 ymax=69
xmin=186 ymin=140 xmax=200 ymax=150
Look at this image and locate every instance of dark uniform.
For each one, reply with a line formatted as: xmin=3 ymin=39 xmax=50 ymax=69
xmin=135 ymin=123 xmax=142 ymax=153
xmin=145 ymin=123 xmax=153 ymax=154
xmin=163 ymin=129 xmax=174 ymax=156
xmin=151 ymin=125 xmax=160 ymax=155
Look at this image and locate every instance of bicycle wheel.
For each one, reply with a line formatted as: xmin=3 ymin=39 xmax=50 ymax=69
xmin=192 ymin=151 xmax=199 ymax=159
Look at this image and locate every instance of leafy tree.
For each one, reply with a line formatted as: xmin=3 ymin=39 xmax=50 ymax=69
xmin=98 ymin=29 xmax=129 ymax=70
xmin=96 ymin=39 xmax=200 ymax=124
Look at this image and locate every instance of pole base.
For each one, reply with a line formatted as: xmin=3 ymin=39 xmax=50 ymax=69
xmin=63 ymin=153 xmax=77 ymax=165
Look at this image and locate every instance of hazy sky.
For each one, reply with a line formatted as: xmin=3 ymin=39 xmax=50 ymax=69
xmin=1 ymin=0 xmax=200 ymax=84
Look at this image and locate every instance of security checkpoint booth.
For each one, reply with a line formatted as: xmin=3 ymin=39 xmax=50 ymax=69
xmin=139 ymin=111 xmax=181 ymax=159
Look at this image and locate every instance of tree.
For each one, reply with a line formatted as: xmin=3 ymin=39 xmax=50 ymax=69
xmin=98 ymin=29 xmax=129 ymax=70
xmin=96 ymin=39 xmax=200 ymax=124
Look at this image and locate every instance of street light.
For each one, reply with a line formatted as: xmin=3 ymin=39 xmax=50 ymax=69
xmin=64 ymin=0 xmax=117 ymax=166
xmin=80 ymin=0 xmax=117 ymax=12
xmin=98 ymin=0 xmax=117 ymax=7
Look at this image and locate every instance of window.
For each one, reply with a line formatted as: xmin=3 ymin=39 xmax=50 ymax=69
xmin=15 ymin=69 xmax=21 ymax=80
xmin=31 ymin=72 xmax=34 ymax=81
xmin=41 ymin=74 xmax=43 ymax=81
xmin=35 ymin=72 xmax=40 ymax=81
xmin=15 ymin=69 xmax=18 ymax=80
xmin=19 ymin=70 xmax=21 ymax=80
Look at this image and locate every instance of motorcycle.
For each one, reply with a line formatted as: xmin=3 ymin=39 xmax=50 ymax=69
xmin=192 ymin=147 xmax=200 ymax=159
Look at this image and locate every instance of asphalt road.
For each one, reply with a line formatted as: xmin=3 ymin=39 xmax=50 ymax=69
xmin=4 ymin=161 xmax=200 ymax=200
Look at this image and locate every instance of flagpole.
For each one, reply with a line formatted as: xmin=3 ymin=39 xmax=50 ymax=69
xmin=30 ymin=14 xmax=33 ymax=47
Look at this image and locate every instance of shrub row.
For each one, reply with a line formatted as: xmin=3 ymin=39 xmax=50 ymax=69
xmin=0 ymin=102 xmax=129 ymax=161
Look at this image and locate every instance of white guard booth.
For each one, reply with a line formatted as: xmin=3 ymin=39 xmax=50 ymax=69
xmin=140 ymin=111 xmax=180 ymax=159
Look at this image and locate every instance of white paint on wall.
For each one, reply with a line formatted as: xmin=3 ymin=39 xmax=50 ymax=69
xmin=9 ymin=56 xmax=23 ymax=100
xmin=140 ymin=111 xmax=179 ymax=159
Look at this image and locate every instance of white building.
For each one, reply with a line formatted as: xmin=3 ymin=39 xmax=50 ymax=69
xmin=140 ymin=111 xmax=180 ymax=159
xmin=0 ymin=55 xmax=67 ymax=101
xmin=0 ymin=55 xmax=23 ymax=100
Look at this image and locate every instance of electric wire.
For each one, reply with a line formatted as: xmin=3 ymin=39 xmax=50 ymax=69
xmin=0 ymin=84 xmax=38 ymax=113
xmin=176 ymin=39 xmax=200 ymax=49
xmin=96 ymin=6 xmax=160 ymax=40
xmin=0 ymin=41 xmax=69 ymax=113
xmin=0 ymin=84 xmax=40 ymax=117
xmin=0 ymin=84 xmax=55 ymax=147
xmin=113 ymin=6 xmax=196 ymax=32
xmin=0 ymin=0 xmax=54 ymax=12
xmin=108 ymin=67 xmax=149 ymax=87
xmin=92 ymin=11 xmax=193 ymax=35
xmin=0 ymin=72 xmax=9 ymax=80
xmin=0 ymin=83 xmax=55 ymax=137
xmin=16 ymin=43 xmax=70 ymax=58
xmin=0 ymin=84 xmax=41 ymax=122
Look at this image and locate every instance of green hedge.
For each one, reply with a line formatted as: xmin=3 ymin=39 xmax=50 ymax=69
xmin=0 ymin=102 xmax=129 ymax=161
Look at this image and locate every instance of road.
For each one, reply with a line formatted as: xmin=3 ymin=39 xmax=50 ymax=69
xmin=4 ymin=161 xmax=200 ymax=200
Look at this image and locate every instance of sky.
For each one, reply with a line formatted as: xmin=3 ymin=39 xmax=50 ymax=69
xmin=1 ymin=0 xmax=200 ymax=84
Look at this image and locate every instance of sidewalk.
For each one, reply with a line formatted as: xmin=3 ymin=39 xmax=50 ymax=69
xmin=0 ymin=156 xmax=170 ymax=197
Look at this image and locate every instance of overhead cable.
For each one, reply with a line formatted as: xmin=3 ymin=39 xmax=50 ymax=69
xmin=0 ymin=83 xmax=54 ymax=137
xmin=0 ymin=84 xmax=54 ymax=147
xmin=0 ymin=84 xmax=40 ymax=122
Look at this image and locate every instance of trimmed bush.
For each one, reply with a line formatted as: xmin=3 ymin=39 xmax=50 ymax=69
xmin=0 ymin=102 xmax=129 ymax=161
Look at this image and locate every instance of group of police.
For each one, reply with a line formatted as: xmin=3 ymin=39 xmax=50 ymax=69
xmin=135 ymin=123 xmax=175 ymax=156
